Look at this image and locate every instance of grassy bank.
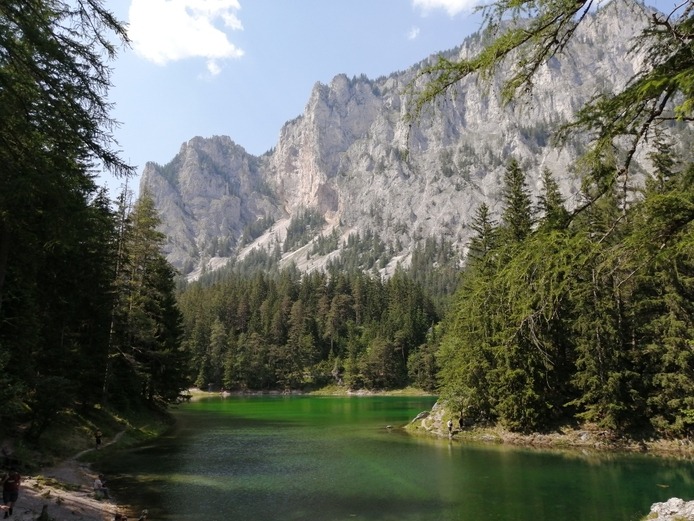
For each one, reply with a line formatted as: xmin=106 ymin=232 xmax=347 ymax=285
xmin=3 ymin=404 xmax=174 ymax=473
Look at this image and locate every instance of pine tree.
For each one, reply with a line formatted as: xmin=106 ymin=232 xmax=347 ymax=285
xmin=537 ymin=167 xmax=569 ymax=229
xmin=0 ymin=0 xmax=132 ymax=310
xmin=467 ymin=202 xmax=497 ymax=265
xmin=0 ymin=0 xmax=133 ymax=434
xmin=500 ymin=158 xmax=534 ymax=244
xmin=632 ymin=159 xmax=694 ymax=436
xmin=414 ymin=0 xmax=694 ymax=436
xmin=108 ymin=190 xmax=187 ymax=406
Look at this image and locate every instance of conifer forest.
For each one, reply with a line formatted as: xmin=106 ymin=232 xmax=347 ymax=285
xmin=0 ymin=0 xmax=693 ymax=446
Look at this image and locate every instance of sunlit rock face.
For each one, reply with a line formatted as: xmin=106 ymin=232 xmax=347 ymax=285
xmin=647 ymin=498 xmax=694 ymax=521
xmin=141 ymin=1 xmax=675 ymax=278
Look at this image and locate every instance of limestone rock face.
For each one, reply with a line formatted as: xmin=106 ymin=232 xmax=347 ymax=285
xmin=647 ymin=498 xmax=694 ymax=521
xmin=140 ymin=1 xmax=676 ymax=278
xmin=141 ymin=136 xmax=276 ymax=273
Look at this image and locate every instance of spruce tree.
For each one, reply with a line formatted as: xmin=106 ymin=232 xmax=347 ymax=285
xmin=537 ymin=167 xmax=569 ymax=229
xmin=467 ymin=202 xmax=497 ymax=265
xmin=500 ymin=158 xmax=533 ymax=244
xmin=108 ymin=191 xmax=187 ymax=406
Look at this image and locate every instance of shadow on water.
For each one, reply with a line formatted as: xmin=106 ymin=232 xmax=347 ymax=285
xmin=111 ymin=479 xmax=451 ymax=521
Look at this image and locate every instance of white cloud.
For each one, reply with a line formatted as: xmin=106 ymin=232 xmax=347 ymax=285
xmin=206 ymin=60 xmax=222 ymax=76
xmin=128 ymin=0 xmax=244 ymax=70
xmin=412 ymin=0 xmax=478 ymax=16
xmin=408 ymin=26 xmax=421 ymax=40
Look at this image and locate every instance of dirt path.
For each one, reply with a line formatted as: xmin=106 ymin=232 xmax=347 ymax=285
xmin=15 ymin=432 xmax=137 ymax=521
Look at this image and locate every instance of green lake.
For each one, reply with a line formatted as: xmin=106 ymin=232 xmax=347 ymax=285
xmin=101 ymin=395 xmax=694 ymax=520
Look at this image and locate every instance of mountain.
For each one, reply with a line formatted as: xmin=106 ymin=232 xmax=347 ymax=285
xmin=140 ymin=0 xmax=667 ymax=280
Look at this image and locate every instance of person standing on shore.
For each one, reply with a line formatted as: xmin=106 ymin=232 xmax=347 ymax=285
xmin=2 ymin=468 xmax=20 ymax=518
xmin=94 ymin=474 xmax=111 ymax=499
xmin=94 ymin=430 xmax=103 ymax=450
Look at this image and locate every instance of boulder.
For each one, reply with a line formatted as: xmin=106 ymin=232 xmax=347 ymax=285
xmin=647 ymin=498 xmax=694 ymax=521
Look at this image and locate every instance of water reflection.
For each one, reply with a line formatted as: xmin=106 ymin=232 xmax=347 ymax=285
xmin=101 ymin=396 xmax=694 ymax=521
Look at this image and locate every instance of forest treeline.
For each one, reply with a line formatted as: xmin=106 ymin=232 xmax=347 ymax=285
xmin=176 ymin=150 xmax=693 ymax=440
xmin=437 ymin=156 xmax=694 ymax=437
xmin=0 ymin=185 xmax=189 ymax=440
xmin=410 ymin=0 xmax=694 ymax=439
xmin=2 ymin=0 xmax=693 ymax=447
xmin=178 ymin=268 xmax=440 ymax=392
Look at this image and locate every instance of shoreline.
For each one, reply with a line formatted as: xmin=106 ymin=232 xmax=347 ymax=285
xmin=186 ymin=386 xmax=435 ymax=399
xmin=16 ymin=461 xmax=134 ymax=521
xmin=17 ymin=391 xmax=693 ymax=521
xmin=13 ymin=431 xmax=139 ymax=521
xmin=195 ymin=387 xmax=694 ymax=459
xmin=406 ymin=401 xmax=694 ymax=460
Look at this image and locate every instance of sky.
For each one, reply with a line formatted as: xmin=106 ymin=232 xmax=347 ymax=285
xmin=103 ymin=0 xmax=488 ymax=195
xmin=101 ymin=0 xmax=675 ymax=196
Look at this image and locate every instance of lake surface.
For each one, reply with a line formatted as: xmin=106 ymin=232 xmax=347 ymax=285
xmin=102 ymin=395 xmax=694 ymax=521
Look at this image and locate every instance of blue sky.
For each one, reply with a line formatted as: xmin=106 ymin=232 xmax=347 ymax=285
xmin=102 ymin=0 xmax=674 ymax=195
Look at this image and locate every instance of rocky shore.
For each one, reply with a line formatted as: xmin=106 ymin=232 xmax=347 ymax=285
xmin=408 ymin=401 xmax=694 ymax=458
xmin=646 ymin=498 xmax=694 ymax=521
xmin=12 ymin=459 xmax=133 ymax=521
xmin=7 ymin=431 xmax=140 ymax=521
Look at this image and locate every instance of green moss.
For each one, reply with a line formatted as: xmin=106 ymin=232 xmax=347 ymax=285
xmin=12 ymin=405 xmax=173 ymax=472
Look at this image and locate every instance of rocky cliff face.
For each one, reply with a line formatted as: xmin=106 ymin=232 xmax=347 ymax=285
xmin=140 ymin=1 xmax=666 ymax=279
xmin=141 ymin=136 xmax=277 ymax=272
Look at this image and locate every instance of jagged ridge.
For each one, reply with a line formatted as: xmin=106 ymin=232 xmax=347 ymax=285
xmin=140 ymin=0 xmax=662 ymax=279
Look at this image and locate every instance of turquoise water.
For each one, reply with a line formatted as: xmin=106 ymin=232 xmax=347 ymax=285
xmin=102 ymin=396 xmax=694 ymax=520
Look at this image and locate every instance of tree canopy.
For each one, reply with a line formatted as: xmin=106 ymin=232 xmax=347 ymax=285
xmin=417 ymin=0 xmax=694 ymax=436
xmin=177 ymin=268 xmax=439 ymax=393
xmin=0 ymin=1 xmax=185 ymax=442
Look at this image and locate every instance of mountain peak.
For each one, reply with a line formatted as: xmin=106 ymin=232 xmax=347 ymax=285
xmin=141 ymin=2 xmax=663 ymax=280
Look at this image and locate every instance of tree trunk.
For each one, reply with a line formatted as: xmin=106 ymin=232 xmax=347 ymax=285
xmin=0 ymin=219 xmax=10 ymax=314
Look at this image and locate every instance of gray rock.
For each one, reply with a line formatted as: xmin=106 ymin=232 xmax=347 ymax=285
xmin=411 ymin=411 xmax=430 ymax=423
xmin=140 ymin=1 xmax=684 ymax=278
xmin=647 ymin=498 xmax=694 ymax=521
